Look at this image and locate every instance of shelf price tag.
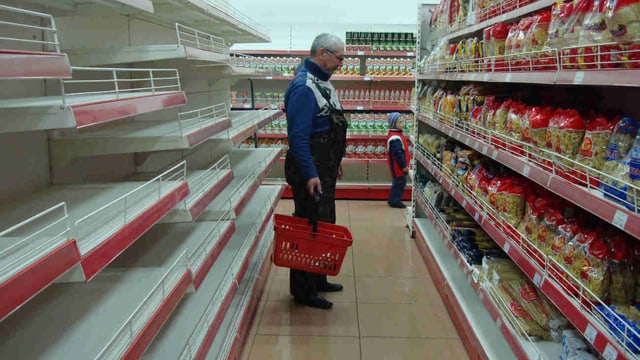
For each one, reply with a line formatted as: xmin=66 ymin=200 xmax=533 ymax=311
xmin=496 ymin=318 xmax=502 ymax=328
xmin=364 ymin=76 xmax=372 ymax=81
xmin=483 ymin=73 xmax=489 ymax=82
xmin=265 ymin=76 xmax=273 ymax=80
xmin=481 ymin=145 xmax=488 ymax=155
xmin=491 ymin=150 xmax=498 ymax=160
xmin=523 ymin=165 xmax=531 ymax=177
xmin=603 ymin=343 xmax=618 ymax=360
xmin=474 ymin=212 xmax=480 ymax=221
xmin=243 ymin=104 xmax=251 ymax=109
xmin=503 ymin=242 xmax=511 ymax=254
xmin=455 ymin=132 xmax=461 ymax=141
xmin=533 ymin=272 xmax=544 ymax=287
xmin=462 ymin=199 xmax=467 ymax=208
xmin=584 ymin=324 xmax=598 ymax=345
xmin=356 ymin=105 xmax=364 ymax=110
xmin=573 ymin=71 xmax=585 ymax=85
xmin=357 ymin=51 xmax=365 ymax=55
xmin=407 ymin=52 xmax=415 ymax=56
xmin=612 ymin=210 xmax=628 ymax=230
xmin=505 ymin=73 xmax=513 ymax=82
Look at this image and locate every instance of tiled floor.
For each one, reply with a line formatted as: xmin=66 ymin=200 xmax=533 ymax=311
xmin=240 ymin=200 xmax=470 ymax=360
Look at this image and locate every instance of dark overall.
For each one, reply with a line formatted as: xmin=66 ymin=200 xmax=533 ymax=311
xmin=284 ymin=104 xmax=347 ymax=302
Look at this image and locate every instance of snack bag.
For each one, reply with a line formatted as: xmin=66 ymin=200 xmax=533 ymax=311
xmin=605 ymin=0 xmax=640 ymax=43
xmin=503 ymin=181 xmax=529 ymax=226
xmin=507 ymin=102 xmax=528 ymax=155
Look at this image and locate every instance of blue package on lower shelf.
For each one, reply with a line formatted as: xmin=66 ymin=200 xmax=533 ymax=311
xmin=595 ymin=305 xmax=640 ymax=354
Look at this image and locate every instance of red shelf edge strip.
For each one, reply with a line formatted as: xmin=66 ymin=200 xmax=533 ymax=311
xmin=193 ymin=222 xmax=237 ymax=290
xmin=0 ymin=239 xmax=81 ymax=321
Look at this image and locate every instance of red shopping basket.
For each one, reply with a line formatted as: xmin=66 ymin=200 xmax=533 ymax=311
xmin=273 ymin=213 xmax=353 ymax=276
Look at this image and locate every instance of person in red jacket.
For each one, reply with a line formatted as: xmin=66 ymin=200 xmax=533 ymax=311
xmin=386 ymin=112 xmax=409 ymax=208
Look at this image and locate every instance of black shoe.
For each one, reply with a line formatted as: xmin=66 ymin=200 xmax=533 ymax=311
xmin=388 ymin=202 xmax=406 ymax=208
xmin=295 ymin=296 xmax=333 ymax=309
xmin=318 ymin=282 xmax=343 ymax=292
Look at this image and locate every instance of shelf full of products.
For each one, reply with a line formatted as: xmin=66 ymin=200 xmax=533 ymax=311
xmin=420 ymin=0 xmax=640 ymax=86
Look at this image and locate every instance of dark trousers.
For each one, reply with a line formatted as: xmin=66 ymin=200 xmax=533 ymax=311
xmin=388 ymin=173 xmax=407 ymax=205
xmin=284 ymin=142 xmax=341 ymax=300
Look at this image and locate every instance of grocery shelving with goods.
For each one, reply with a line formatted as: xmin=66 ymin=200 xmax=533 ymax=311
xmin=412 ymin=1 xmax=640 ymax=359
xmin=0 ymin=1 xmax=280 ymax=358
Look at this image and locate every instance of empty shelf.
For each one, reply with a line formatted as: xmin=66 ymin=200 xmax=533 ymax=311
xmin=0 ymin=203 xmax=81 ymax=321
xmin=0 ymin=67 xmax=186 ymax=134
xmin=206 ymin=222 xmax=274 ymax=360
xmin=113 ymin=205 xmax=236 ymax=290
xmin=162 ymin=155 xmax=234 ymax=223
xmin=22 ymin=0 xmax=154 ymax=13
xmin=0 ymin=251 xmax=190 ymax=360
xmin=199 ymin=148 xmax=282 ymax=220
xmin=66 ymin=24 xmax=230 ymax=66
xmin=212 ymin=109 xmax=282 ymax=146
xmin=0 ymin=162 xmax=189 ymax=281
xmin=0 ymin=5 xmax=72 ymax=79
xmin=142 ymin=185 xmax=281 ymax=359
xmin=150 ymin=0 xmax=270 ymax=44
xmin=49 ymin=103 xmax=231 ymax=165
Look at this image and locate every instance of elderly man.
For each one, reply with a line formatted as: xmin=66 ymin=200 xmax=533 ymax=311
xmin=284 ymin=33 xmax=348 ymax=310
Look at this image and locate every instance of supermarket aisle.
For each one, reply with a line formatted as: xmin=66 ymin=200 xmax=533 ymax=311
xmin=239 ymin=200 xmax=470 ymax=360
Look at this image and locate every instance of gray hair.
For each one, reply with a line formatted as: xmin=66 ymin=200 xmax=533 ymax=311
xmin=310 ymin=33 xmax=344 ymax=56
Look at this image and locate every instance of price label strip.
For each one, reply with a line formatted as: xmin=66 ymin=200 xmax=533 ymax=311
xmin=603 ymin=343 xmax=618 ymax=360
xmin=584 ymin=324 xmax=598 ymax=345
xmin=612 ymin=210 xmax=628 ymax=230
xmin=503 ymin=242 xmax=511 ymax=254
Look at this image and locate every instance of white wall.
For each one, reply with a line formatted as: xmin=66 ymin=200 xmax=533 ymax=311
xmin=229 ymin=0 xmax=434 ymax=50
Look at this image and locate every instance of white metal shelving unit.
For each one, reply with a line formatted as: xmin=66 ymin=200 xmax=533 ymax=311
xmin=410 ymin=2 xmax=640 ymax=359
xmin=0 ymin=1 xmax=279 ymax=358
xmin=65 ymin=23 xmax=230 ymax=66
xmin=49 ymin=103 xmax=232 ymax=166
xmin=0 ymin=67 xmax=187 ymax=134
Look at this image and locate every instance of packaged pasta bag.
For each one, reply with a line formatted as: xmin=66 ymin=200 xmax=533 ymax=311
xmin=601 ymin=132 xmax=640 ymax=210
xmin=503 ymin=181 xmax=529 ymax=226
xmin=546 ymin=108 xmax=566 ymax=154
xmin=506 ymin=102 xmax=528 ymax=155
xmin=513 ymin=17 xmax=536 ymax=70
xmin=493 ymin=99 xmax=513 ymax=149
xmin=504 ymin=25 xmax=520 ymax=70
xmin=550 ymin=223 xmax=581 ymax=290
xmin=620 ymin=43 xmax=640 ymax=68
xmin=579 ymin=0 xmax=621 ymax=69
xmin=608 ymin=233 xmax=635 ymax=304
xmin=537 ymin=208 xmax=566 ymax=255
xmin=556 ymin=109 xmax=586 ymax=175
xmin=576 ymin=114 xmax=616 ymax=186
xmin=493 ymin=283 xmax=550 ymax=339
xmin=561 ymin=0 xmax=592 ymax=69
xmin=601 ymin=116 xmax=640 ymax=197
xmin=528 ymin=11 xmax=555 ymax=70
xmin=528 ymin=107 xmax=555 ymax=170
xmin=547 ymin=1 xmax=576 ymax=49
xmin=521 ymin=195 xmax=553 ymax=244
xmin=605 ymin=0 xmax=640 ymax=43
xmin=507 ymin=280 xmax=569 ymax=340
xmin=491 ymin=22 xmax=511 ymax=71
xmin=580 ymin=235 xmax=611 ymax=300
xmin=564 ymin=228 xmax=598 ymax=281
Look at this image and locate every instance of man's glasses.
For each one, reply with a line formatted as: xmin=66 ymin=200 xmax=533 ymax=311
xmin=325 ymin=49 xmax=344 ymax=62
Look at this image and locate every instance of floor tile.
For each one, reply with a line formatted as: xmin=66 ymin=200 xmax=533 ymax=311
xmin=257 ymin=301 xmax=359 ymax=337
xmin=353 ymin=240 xmax=429 ymax=278
xmin=355 ymin=276 xmax=443 ymax=305
xmin=267 ymin=274 xmax=356 ymax=303
xmin=360 ymin=337 xmax=469 ymax=360
xmin=358 ymin=303 xmax=458 ymax=338
xmin=348 ymin=223 xmax=413 ymax=242
xmin=239 ymin=333 xmax=255 ymax=360
xmin=248 ymin=335 xmax=360 ymax=360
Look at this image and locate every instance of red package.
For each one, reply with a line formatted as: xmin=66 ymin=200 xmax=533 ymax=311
xmin=621 ymin=43 xmax=640 ymax=68
xmin=557 ymin=109 xmax=586 ymax=160
xmin=546 ymin=109 xmax=566 ymax=154
xmin=548 ymin=2 xmax=576 ymax=49
xmin=538 ymin=209 xmax=566 ymax=255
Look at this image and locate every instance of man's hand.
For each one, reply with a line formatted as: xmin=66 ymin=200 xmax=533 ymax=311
xmin=403 ymin=167 xmax=409 ymax=173
xmin=338 ymin=164 xmax=344 ymax=180
xmin=306 ymin=177 xmax=322 ymax=196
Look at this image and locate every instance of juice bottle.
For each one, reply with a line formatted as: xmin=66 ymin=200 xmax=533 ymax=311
xmin=384 ymin=89 xmax=391 ymax=105
xmin=366 ymin=113 xmax=375 ymax=133
xmin=365 ymin=139 xmax=376 ymax=158
xmin=391 ymin=33 xmax=398 ymax=51
xmin=372 ymin=32 xmax=380 ymax=51
xmin=345 ymin=139 xmax=355 ymax=158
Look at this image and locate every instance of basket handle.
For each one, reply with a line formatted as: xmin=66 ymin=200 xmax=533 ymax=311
xmin=309 ymin=190 xmax=321 ymax=234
